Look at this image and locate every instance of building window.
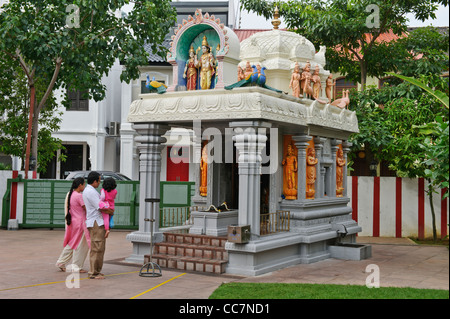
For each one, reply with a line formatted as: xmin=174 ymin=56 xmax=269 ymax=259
xmin=67 ymin=89 xmax=89 ymax=111
xmin=334 ymin=77 xmax=357 ymax=99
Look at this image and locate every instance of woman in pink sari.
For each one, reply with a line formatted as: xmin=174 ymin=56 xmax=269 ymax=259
xmin=55 ymin=177 xmax=90 ymax=272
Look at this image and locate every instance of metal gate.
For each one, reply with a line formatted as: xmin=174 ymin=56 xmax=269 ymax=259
xmin=3 ymin=179 xmax=139 ymax=229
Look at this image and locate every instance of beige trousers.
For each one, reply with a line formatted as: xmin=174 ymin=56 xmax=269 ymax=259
xmin=87 ymin=221 xmax=106 ymax=278
xmin=55 ymin=233 xmax=89 ymax=270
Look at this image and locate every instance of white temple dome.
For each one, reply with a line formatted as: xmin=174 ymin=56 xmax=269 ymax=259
xmin=240 ymin=29 xmax=325 ymax=70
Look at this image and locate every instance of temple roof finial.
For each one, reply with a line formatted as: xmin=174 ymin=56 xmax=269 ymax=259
xmin=272 ymin=5 xmax=281 ymax=30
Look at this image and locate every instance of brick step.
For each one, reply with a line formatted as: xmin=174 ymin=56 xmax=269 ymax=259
xmin=163 ymin=232 xmax=228 ymax=248
xmin=144 ymin=254 xmax=228 ymax=274
xmin=155 ymin=242 xmax=228 ymax=261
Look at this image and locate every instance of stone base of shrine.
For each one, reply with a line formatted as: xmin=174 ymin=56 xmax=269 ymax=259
xmin=225 ymin=197 xmax=365 ymax=276
xmin=225 ymin=226 xmax=362 ymax=276
xmin=189 ymin=210 xmax=238 ymax=237
xmin=125 ymin=231 xmax=165 ymax=264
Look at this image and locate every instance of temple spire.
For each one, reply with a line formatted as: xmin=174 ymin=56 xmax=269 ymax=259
xmin=272 ymin=6 xmax=281 ymax=30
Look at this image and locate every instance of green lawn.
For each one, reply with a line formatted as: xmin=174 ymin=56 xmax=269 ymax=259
xmin=209 ymin=283 xmax=449 ymax=299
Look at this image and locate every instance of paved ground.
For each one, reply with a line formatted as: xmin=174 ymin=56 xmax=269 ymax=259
xmin=0 ymin=229 xmax=448 ymax=301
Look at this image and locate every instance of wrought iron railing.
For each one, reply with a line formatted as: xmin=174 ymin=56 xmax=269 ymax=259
xmin=260 ymin=210 xmax=290 ymax=235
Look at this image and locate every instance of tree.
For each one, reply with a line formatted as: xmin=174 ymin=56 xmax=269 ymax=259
xmin=0 ymin=0 xmax=176 ymax=174
xmin=0 ymin=53 xmax=64 ymax=173
xmin=240 ymin=0 xmax=449 ymax=88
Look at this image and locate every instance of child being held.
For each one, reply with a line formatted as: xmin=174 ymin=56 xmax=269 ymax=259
xmin=99 ymin=177 xmax=117 ymax=238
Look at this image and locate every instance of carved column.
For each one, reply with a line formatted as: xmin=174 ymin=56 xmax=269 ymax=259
xmin=230 ymin=121 xmax=270 ymax=237
xmin=342 ymin=140 xmax=352 ymax=197
xmin=126 ymin=123 xmax=169 ymax=263
xmin=292 ymin=135 xmax=312 ymax=201
xmin=313 ymin=137 xmax=326 ymax=198
xmin=331 ymin=139 xmax=342 ymax=198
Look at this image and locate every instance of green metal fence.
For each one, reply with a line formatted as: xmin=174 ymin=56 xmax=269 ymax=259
xmin=2 ymin=179 xmax=196 ymax=229
xmin=2 ymin=179 xmax=140 ymax=229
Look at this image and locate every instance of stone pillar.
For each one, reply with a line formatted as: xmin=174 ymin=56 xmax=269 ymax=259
xmin=125 ymin=123 xmax=169 ymax=263
xmin=313 ymin=137 xmax=326 ymax=199
xmin=292 ymin=135 xmax=312 ymax=201
xmin=342 ymin=140 xmax=352 ymax=197
xmin=330 ymin=139 xmax=342 ymax=198
xmin=230 ymin=121 xmax=270 ymax=237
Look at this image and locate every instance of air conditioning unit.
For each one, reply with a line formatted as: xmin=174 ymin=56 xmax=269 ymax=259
xmin=109 ymin=121 xmax=120 ymax=136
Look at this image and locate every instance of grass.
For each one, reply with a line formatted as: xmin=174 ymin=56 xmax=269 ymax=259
xmin=209 ymin=283 xmax=449 ymax=299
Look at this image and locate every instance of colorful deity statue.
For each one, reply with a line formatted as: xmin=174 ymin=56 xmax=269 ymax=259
xmin=336 ymin=148 xmax=346 ymax=197
xmin=200 ymin=145 xmax=208 ymax=196
xmin=289 ymin=62 xmax=301 ymax=98
xmin=282 ymin=144 xmax=298 ymax=200
xmin=237 ymin=64 xmax=245 ymax=81
xmin=195 ymin=36 xmax=216 ymax=90
xmin=183 ymin=45 xmax=197 ymax=90
xmin=306 ymin=147 xmax=318 ymax=199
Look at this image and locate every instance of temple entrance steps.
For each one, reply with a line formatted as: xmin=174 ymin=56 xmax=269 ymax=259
xmin=144 ymin=232 xmax=228 ymax=274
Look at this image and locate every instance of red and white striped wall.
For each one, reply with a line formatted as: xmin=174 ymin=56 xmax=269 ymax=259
xmin=348 ymin=176 xmax=449 ymax=239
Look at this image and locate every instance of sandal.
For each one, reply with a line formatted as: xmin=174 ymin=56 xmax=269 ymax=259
xmin=89 ymin=274 xmax=105 ymax=279
xmin=56 ymin=263 xmax=66 ymax=272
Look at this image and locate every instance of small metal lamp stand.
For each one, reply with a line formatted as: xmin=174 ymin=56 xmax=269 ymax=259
xmin=139 ymin=198 xmax=162 ymax=277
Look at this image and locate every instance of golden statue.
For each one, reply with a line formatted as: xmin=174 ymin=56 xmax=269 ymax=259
xmin=282 ymin=144 xmax=298 ymax=200
xmin=306 ymin=147 xmax=318 ymax=199
xmin=183 ymin=46 xmax=197 ymax=91
xmin=195 ymin=36 xmax=215 ymax=90
xmin=289 ymin=62 xmax=301 ymax=98
xmin=336 ymin=148 xmax=346 ymax=197
xmin=200 ymin=145 xmax=208 ymax=196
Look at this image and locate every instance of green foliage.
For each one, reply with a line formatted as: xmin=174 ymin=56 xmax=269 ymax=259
xmin=0 ymin=0 xmax=176 ymax=169
xmin=240 ymin=0 xmax=448 ymax=86
xmin=348 ymin=75 xmax=448 ymax=176
xmin=419 ymin=117 xmax=449 ymax=198
xmin=0 ymin=54 xmax=64 ymax=172
xmin=387 ymin=72 xmax=449 ymax=108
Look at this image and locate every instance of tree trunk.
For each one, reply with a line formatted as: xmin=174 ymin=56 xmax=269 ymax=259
xmin=427 ymin=180 xmax=437 ymax=242
xmin=31 ymin=102 xmax=39 ymax=173
xmin=24 ymin=85 xmax=35 ymax=178
xmin=360 ymin=60 xmax=367 ymax=91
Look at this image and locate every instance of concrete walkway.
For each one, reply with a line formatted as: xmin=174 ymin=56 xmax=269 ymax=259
xmin=0 ymin=229 xmax=448 ymax=300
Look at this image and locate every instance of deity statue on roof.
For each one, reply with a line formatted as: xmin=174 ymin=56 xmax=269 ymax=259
xmin=289 ymin=62 xmax=301 ymax=98
xmin=301 ymin=61 xmax=313 ymax=98
xmin=312 ymin=65 xmax=322 ymax=100
xmin=326 ymin=74 xmax=335 ymax=103
xmin=183 ymin=45 xmax=198 ymax=91
xmin=195 ymin=36 xmax=216 ymax=90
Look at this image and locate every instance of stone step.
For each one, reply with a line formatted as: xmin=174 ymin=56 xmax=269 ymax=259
xmin=154 ymin=242 xmax=228 ymax=261
xmin=163 ymin=232 xmax=228 ymax=248
xmin=144 ymin=254 xmax=228 ymax=274
xmin=143 ymin=232 xmax=229 ymax=274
